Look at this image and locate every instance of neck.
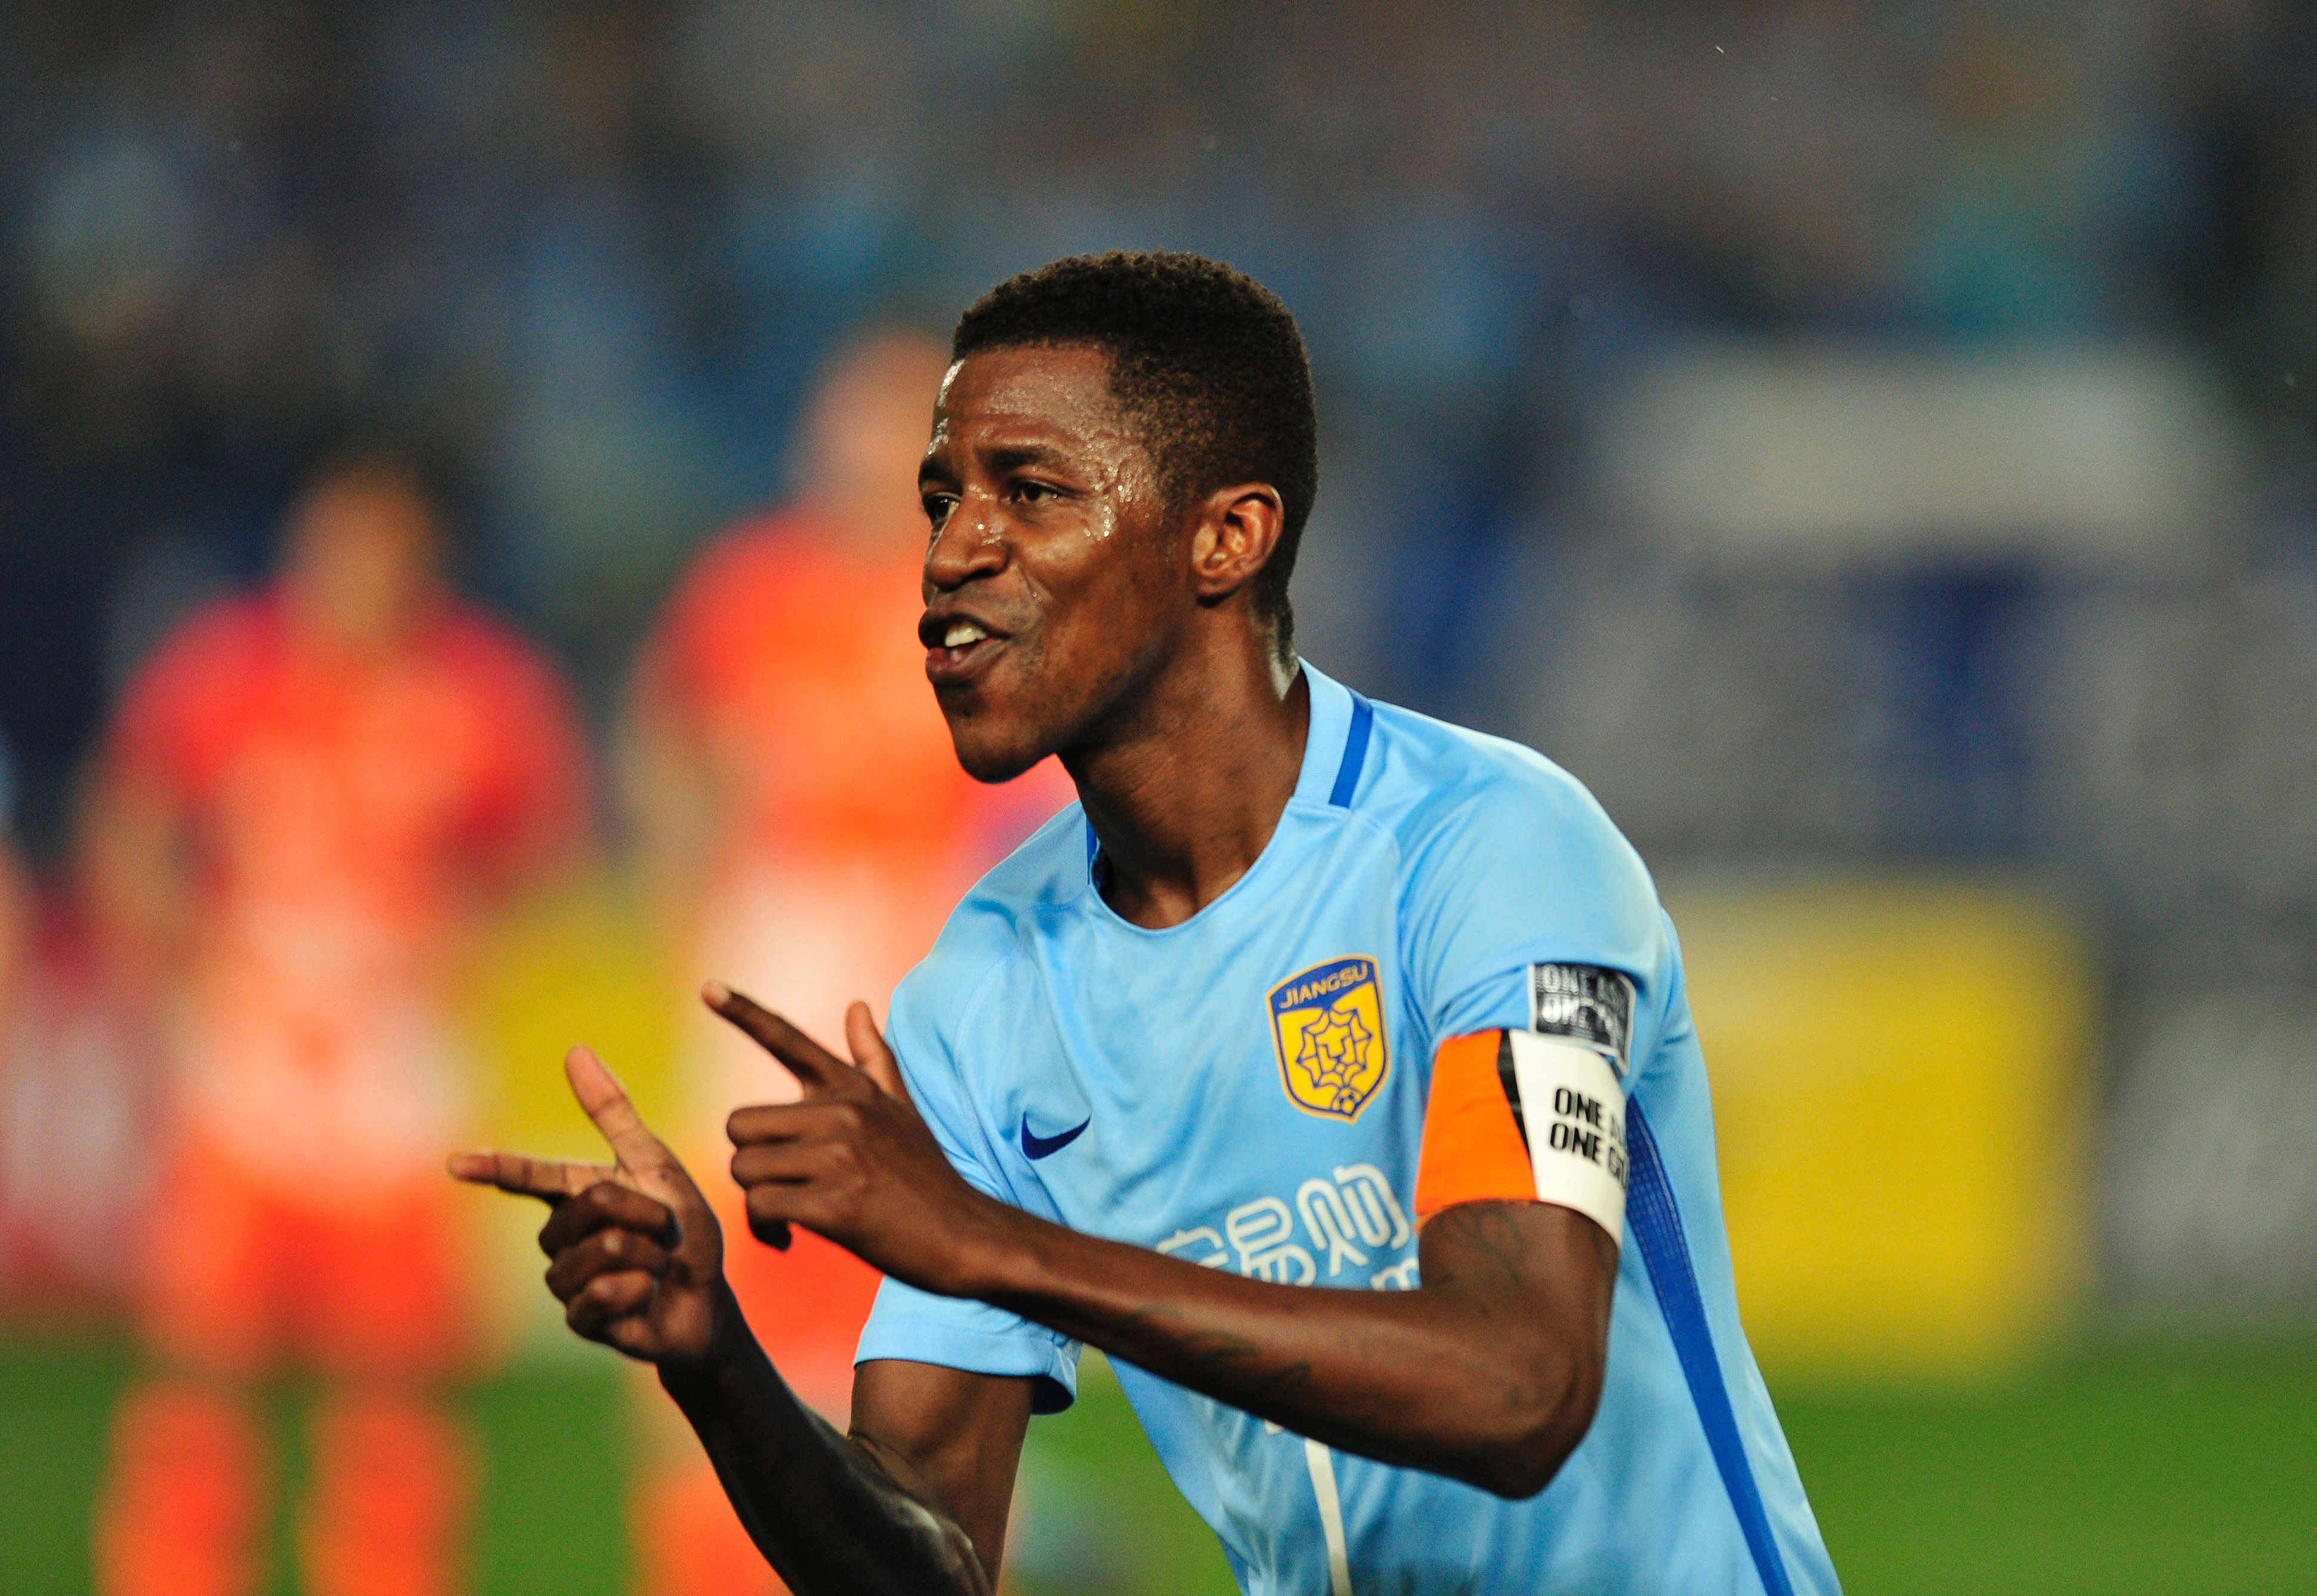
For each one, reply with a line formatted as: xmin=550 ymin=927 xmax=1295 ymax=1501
xmin=1066 ymin=635 xmax=1308 ymax=930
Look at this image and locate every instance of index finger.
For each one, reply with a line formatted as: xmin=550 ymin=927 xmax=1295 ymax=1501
xmin=564 ymin=1046 xmax=679 ymax=1173
xmin=703 ymin=982 xmax=848 ymax=1095
xmin=447 ymin=1148 xmax=613 ymax=1204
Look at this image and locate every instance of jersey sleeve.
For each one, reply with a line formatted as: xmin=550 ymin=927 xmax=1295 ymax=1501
xmin=1403 ymin=762 xmax=1664 ymax=1232
xmin=853 ymin=959 xmax=1082 ymax=1413
xmin=1402 ymin=761 xmax=1666 ymax=1048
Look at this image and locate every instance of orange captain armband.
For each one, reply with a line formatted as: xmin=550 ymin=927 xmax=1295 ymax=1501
xmin=1414 ymin=1032 xmax=1539 ymax=1219
xmin=1415 ymin=1028 xmax=1630 ymax=1245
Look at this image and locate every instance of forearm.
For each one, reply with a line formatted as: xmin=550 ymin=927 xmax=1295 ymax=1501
xmin=962 ymin=1199 xmax=1608 ymax=1495
xmin=658 ymin=1285 xmax=990 ymax=1595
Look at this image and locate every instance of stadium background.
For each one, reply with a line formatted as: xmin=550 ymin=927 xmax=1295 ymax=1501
xmin=1 ymin=2 xmax=2312 ymax=1592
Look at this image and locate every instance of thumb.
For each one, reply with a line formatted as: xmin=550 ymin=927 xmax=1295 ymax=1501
xmin=845 ymin=1002 xmax=911 ymax=1104
xmin=564 ymin=1045 xmax=679 ymax=1179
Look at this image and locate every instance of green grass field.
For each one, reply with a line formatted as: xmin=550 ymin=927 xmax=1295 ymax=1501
xmin=3 ymin=1334 xmax=2309 ymax=1595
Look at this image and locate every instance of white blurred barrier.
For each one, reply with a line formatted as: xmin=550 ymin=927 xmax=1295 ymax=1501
xmin=2103 ymin=994 xmax=2317 ymax=1316
xmin=1592 ymin=345 xmax=2251 ymax=568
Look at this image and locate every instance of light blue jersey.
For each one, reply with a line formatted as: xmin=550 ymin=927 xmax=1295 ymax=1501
xmin=856 ymin=664 xmax=1839 ymax=1595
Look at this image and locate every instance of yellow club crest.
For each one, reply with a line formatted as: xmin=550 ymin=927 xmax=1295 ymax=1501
xmin=1268 ymin=956 xmax=1390 ymax=1121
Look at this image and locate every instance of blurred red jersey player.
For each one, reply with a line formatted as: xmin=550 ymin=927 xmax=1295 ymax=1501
xmin=623 ymin=330 xmax=1063 ymax=1596
xmin=88 ymin=449 xmax=588 ymax=1596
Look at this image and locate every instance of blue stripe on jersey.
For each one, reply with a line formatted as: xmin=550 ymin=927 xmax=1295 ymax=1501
xmin=1627 ymin=1103 xmax=1796 ymax=1596
xmin=1330 ymin=692 xmax=1373 ymax=807
xmin=1084 ymin=689 xmax=1370 ymax=865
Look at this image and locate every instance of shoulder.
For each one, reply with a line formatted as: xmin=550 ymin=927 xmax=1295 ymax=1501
xmin=434 ymin=604 xmax=576 ymax=712
xmin=153 ymin=592 xmax=278 ymax=673
xmin=666 ymin=513 xmax=814 ymax=620
xmin=885 ymin=803 xmax=1086 ymax=1137
xmin=109 ymin=595 xmax=285 ymax=786
xmin=891 ymin=802 xmax=1089 ymax=1037
xmin=1362 ymin=698 xmax=1654 ymax=908
xmin=1349 ymin=695 xmax=1665 ymax=1000
xmin=124 ymin=593 xmax=279 ymax=715
xmin=645 ymin=514 xmax=817 ymax=679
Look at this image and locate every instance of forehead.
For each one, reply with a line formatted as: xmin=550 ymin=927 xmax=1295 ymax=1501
xmin=301 ymin=472 xmax=434 ymax=530
xmin=928 ymin=344 xmax=1138 ymax=462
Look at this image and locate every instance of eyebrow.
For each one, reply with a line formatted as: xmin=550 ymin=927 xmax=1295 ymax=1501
xmin=919 ymin=436 xmax=1074 ymax=487
xmin=985 ymin=443 xmax=1070 ymax=474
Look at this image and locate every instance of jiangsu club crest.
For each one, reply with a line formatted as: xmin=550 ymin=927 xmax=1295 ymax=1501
xmin=1268 ymin=956 xmax=1390 ymax=1121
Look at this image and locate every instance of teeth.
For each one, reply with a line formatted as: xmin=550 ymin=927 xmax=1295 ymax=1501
xmin=943 ymin=621 xmax=988 ymax=648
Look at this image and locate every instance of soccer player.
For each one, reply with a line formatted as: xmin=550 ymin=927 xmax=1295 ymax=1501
xmin=623 ymin=327 xmax=1063 ymax=1596
xmin=456 ymin=253 xmax=1841 ymax=1595
xmin=92 ymin=449 xmax=588 ymax=1596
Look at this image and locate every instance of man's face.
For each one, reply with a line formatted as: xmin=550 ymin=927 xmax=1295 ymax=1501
xmin=917 ymin=344 xmax=1188 ymax=782
xmin=284 ymin=471 xmax=443 ymax=649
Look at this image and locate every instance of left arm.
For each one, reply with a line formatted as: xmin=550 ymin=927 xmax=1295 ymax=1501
xmin=716 ymin=990 xmax=1614 ymax=1499
xmin=985 ymin=1195 xmax=1609 ymax=1498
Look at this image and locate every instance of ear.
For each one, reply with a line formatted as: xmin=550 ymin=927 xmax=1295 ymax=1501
xmin=1187 ymin=484 xmax=1286 ymax=606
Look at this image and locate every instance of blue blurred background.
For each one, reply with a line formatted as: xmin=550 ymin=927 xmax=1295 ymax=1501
xmin=1 ymin=2 xmax=2313 ymax=1593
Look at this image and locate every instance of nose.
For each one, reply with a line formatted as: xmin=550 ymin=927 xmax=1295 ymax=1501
xmin=923 ymin=494 xmax=1006 ymax=594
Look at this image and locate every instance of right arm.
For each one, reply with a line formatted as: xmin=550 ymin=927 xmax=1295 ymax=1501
xmin=451 ymin=1046 xmax=1029 ymax=1595
xmin=662 ymin=1292 xmax=1030 ymax=1593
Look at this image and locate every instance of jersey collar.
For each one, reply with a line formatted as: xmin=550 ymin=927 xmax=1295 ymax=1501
xmin=1290 ymin=661 xmax=1360 ymax=808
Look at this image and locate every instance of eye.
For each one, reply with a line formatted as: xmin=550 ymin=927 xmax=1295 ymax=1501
xmin=922 ymin=491 xmax=957 ymax=527
xmin=1011 ymin=478 xmax=1061 ymax=503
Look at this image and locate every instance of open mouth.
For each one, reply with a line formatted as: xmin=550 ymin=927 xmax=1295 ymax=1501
xmin=922 ymin=614 xmax=1009 ymax=686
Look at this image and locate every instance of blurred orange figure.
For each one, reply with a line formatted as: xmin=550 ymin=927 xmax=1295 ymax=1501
xmin=0 ymin=800 xmax=24 ymax=1044
xmin=623 ymin=330 xmax=1062 ymax=1596
xmin=87 ymin=452 xmax=588 ymax=1596
xmin=0 ymin=800 xmax=29 ymax=1249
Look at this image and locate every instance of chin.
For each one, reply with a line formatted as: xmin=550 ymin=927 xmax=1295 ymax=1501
xmin=944 ymin=715 xmax=1051 ymax=785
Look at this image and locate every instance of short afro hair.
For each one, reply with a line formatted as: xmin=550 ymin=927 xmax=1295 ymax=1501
xmin=951 ymin=252 xmax=1318 ymax=658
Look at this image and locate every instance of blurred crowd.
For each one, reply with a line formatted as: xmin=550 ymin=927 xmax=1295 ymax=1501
xmin=2 ymin=0 xmax=2316 ymax=1589
xmin=8 ymin=1 xmax=2317 ymax=833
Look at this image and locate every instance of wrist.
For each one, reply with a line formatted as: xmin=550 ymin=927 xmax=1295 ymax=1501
xmin=658 ymin=1279 xmax=750 ymax=1401
xmin=938 ymin=1192 xmax=1040 ymax=1301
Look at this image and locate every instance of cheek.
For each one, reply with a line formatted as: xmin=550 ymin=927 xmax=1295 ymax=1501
xmin=1031 ymin=566 xmax=1170 ymax=709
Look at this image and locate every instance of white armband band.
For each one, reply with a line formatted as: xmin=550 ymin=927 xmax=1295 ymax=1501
xmin=1506 ymin=1028 xmax=1630 ymax=1245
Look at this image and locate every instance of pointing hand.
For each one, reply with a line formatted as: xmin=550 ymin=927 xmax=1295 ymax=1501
xmin=449 ymin=1046 xmax=725 ymax=1365
xmin=710 ymin=983 xmax=1012 ymax=1299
